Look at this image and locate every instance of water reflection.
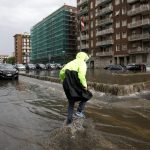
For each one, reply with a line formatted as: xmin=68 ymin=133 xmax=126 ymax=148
xmin=26 ymin=70 xmax=58 ymax=77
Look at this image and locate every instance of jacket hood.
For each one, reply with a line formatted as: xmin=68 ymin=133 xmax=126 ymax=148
xmin=76 ymin=52 xmax=89 ymax=62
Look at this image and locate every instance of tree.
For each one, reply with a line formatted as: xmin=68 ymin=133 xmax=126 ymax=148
xmin=6 ymin=57 xmax=15 ymax=64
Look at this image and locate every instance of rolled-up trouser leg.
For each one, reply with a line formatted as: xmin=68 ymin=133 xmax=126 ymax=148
xmin=77 ymin=101 xmax=86 ymax=112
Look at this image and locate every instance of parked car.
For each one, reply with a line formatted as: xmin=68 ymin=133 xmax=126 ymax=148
xmin=15 ymin=64 xmax=26 ymax=71
xmin=25 ymin=64 xmax=36 ymax=70
xmin=126 ymin=64 xmax=146 ymax=71
xmin=36 ymin=64 xmax=46 ymax=70
xmin=55 ymin=63 xmax=63 ymax=69
xmin=46 ymin=63 xmax=56 ymax=70
xmin=104 ymin=64 xmax=113 ymax=70
xmin=0 ymin=64 xmax=19 ymax=79
xmin=146 ymin=65 xmax=150 ymax=72
xmin=107 ymin=65 xmax=126 ymax=71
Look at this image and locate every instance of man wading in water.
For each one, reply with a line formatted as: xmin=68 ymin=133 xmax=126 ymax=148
xmin=59 ymin=52 xmax=92 ymax=125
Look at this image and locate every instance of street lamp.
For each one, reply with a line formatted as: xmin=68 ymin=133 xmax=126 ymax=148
xmin=48 ymin=54 xmax=51 ymax=63
xmin=62 ymin=51 xmax=65 ymax=64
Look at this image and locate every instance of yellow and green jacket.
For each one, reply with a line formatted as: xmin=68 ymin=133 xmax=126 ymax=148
xmin=59 ymin=52 xmax=89 ymax=88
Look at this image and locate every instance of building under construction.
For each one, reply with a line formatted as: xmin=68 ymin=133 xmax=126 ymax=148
xmin=31 ymin=5 xmax=77 ymax=64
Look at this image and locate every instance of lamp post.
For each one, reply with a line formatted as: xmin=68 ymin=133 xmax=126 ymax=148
xmin=62 ymin=51 xmax=65 ymax=64
xmin=48 ymin=54 xmax=51 ymax=63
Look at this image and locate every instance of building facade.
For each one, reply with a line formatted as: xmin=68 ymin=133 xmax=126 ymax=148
xmin=77 ymin=0 xmax=150 ymax=68
xmin=14 ymin=33 xmax=31 ymax=64
xmin=0 ymin=55 xmax=8 ymax=63
xmin=31 ymin=5 xmax=77 ymax=64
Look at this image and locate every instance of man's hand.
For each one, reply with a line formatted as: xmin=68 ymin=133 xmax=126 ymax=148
xmin=83 ymin=86 xmax=87 ymax=90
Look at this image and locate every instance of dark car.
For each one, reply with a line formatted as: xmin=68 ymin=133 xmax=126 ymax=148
xmin=0 ymin=64 xmax=19 ymax=79
xmin=25 ymin=64 xmax=36 ymax=70
xmin=46 ymin=63 xmax=57 ymax=70
xmin=104 ymin=64 xmax=113 ymax=70
xmin=108 ymin=65 xmax=126 ymax=71
xmin=55 ymin=63 xmax=63 ymax=69
xmin=126 ymin=64 xmax=146 ymax=71
xmin=36 ymin=64 xmax=46 ymax=70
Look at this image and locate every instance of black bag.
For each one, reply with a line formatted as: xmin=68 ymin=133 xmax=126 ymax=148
xmin=63 ymin=70 xmax=93 ymax=102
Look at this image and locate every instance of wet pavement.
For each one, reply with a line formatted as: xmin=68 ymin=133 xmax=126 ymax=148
xmin=0 ymin=76 xmax=150 ymax=150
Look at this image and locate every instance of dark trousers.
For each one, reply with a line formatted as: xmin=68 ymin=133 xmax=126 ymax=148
xmin=67 ymin=100 xmax=86 ymax=121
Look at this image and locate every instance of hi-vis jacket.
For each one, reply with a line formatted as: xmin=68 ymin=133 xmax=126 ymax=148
xmin=59 ymin=52 xmax=89 ymax=88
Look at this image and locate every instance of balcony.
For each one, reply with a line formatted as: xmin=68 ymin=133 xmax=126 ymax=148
xmin=96 ymin=6 xmax=113 ymax=16
xmin=78 ymin=44 xmax=89 ymax=50
xmin=78 ymin=35 xmax=89 ymax=40
xmin=77 ymin=0 xmax=88 ymax=6
xmin=128 ymin=47 xmax=150 ymax=54
xmin=128 ymin=18 xmax=150 ymax=28
xmin=128 ymin=33 xmax=150 ymax=41
xmin=127 ymin=5 xmax=149 ymax=16
xmin=127 ymin=0 xmax=139 ymax=3
xmin=96 ymin=18 xmax=113 ymax=26
xmin=96 ymin=40 xmax=114 ymax=46
xmin=127 ymin=0 xmax=148 ymax=3
xmin=96 ymin=51 xmax=113 ymax=56
xmin=96 ymin=28 xmax=114 ymax=36
xmin=96 ymin=0 xmax=111 ymax=6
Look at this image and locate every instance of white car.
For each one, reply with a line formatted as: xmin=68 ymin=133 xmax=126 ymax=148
xmin=15 ymin=64 xmax=26 ymax=71
xmin=146 ymin=65 xmax=150 ymax=72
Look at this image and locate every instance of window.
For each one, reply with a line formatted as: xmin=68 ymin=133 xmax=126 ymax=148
xmin=116 ymin=21 xmax=120 ymax=28
xmin=91 ymin=21 xmax=93 ymax=28
xmin=142 ymin=54 xmax=147 ymax=63
xmin=91 ymin=12 xmax=93 ymax=19
xmin=122 ymin=20 xmax=127 ymax=26
xmin=122 ymin=32 xmax=127 ymax=38
xmin=115 ymin=0 xmax=120 ymax=5
xmin=116 ymin=44 xmax=120 ymax=51
xmin=132 ymin=43 xmax=137 ymax=48
xmin=91 ymin=40 xmax=93 ymax=47
xmin=122 ymin=8 xmax=126 ymax=15
xmin=90 ymin=2 xmax=93 ymax=9
xmin=115 ymin=10 xmax=120 ymax=16
xmin=122 ymin=44 xmax=127 ymax=50
xmin=131 ymin=55 xmax=136 ymax=63
xmin=132 ymin=17 xmax=136 ymax=23
xmin=91 ymin=31 xmax=93 ymax=37
xmin=116 ymin=33 xmax=120 ymax=40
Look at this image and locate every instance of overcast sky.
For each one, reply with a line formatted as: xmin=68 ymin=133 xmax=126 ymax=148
xmin=0 ymin=0 xmax=76 ymax=56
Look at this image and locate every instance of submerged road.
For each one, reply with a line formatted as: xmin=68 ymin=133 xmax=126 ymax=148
xmin=0 ymin=76 xmax=150 ymax=150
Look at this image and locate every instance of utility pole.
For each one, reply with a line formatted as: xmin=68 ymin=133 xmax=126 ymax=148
xmin=48 ymin=54 xmax=51 ymax=63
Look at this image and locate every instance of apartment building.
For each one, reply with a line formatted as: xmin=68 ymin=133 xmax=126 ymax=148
xmin=30 ymin=5 xmax=77 ymax=64
xmin=0 ymin=55 xmax=8 ymax=63
xmin=14 ymin=33 xmax=31 ymax=64
xmin=77 ymin=0 xmax=150 ymax=68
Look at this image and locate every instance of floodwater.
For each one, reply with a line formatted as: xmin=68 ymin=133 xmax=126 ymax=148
xmin=25 ymin=69 xmax=150 ymax=85
xmin=0 ymin=76 xmax=150 ymax=150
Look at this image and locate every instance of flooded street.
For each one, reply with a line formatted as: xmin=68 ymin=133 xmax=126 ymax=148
xmin=26 ymin=69 xmax=150 ymax=85
xmin=0 ymin=76 xmax=150 ymax=150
